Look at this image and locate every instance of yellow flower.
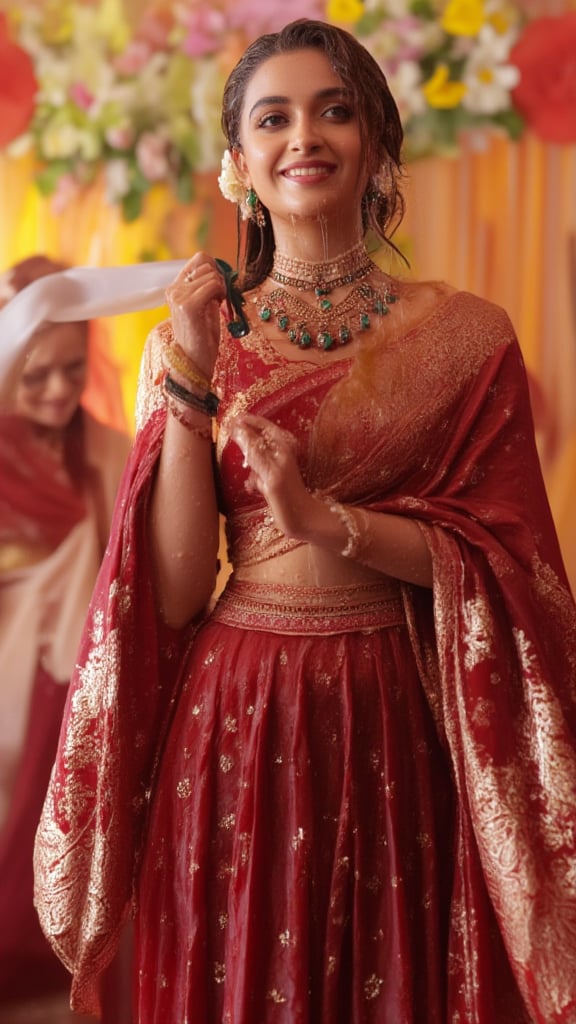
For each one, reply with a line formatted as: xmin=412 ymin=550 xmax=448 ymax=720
xmin=422 ymin=64 xmax=467 ymax=108
xmin=441 ymin=0 xmax=485 ymax=37
xmin=327 ymin=0 xmax=364 ymax=25
xmin=40 ymin=0 xmax=75 ymax=46
xmin=94 ymin=0 xmax=130 ymax=53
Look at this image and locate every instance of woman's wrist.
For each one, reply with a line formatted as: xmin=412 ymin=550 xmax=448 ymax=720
xmin=163 ymin=372 xmax=220 ymax=418
xmin=292 ymin=491 xmax=369 ymax=561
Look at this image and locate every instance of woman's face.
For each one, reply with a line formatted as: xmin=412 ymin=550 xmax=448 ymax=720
xmin=234 ymin=48 xmax=367 ymax=229
xmin=15 ymin=322 xmax=88 ymax=430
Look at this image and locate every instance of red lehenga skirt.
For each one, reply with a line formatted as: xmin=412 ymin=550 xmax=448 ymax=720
xmin=133 ymin=579 xmax=522 ymax=1024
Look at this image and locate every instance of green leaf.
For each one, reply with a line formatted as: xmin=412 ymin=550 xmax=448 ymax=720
xmin=122 ymin=188 xmax=144 ymax=221
xmin=493 ymin=109 xmax=525 ymax=141
xmin=35 ymin=161 xmax=73 ymax=196
xmin=175 ymin=172 xmax=194 ymax=204
xmin=355 ymin=9 xmax=387 ymax=35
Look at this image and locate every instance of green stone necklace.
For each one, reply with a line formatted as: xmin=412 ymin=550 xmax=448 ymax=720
xmin=252 ymin=279 xmax=399 ymax=351
xmin=251 ymin=243 xmax=399 ymax=351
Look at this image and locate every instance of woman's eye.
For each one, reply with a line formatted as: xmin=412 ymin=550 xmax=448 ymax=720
xmin=22 ymin=371 xmax=48 ymax=388
xmin=257 ymin=112 xmax=287 ymax=129
xmin=323 ymin=104 xmax=353 ymax=120
xmin=66 ymin=359 xmax=87 ymax=378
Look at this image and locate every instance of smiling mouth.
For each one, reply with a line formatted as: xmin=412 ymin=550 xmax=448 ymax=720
xmin=282 ymin=166 xmax=334 ymax=179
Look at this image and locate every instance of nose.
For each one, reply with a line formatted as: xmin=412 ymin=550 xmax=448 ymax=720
xmin=288 ymin=114 xmax=322 ymax=153
xmin=44 ymin=369 xmax=75 ymax=400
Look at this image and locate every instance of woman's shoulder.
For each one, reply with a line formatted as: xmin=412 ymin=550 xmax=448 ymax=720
xmin=394 ymin=278 xmax=517 ymax=341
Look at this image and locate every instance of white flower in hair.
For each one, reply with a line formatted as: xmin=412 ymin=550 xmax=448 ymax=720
xmin=0 ymin=272 xmax=16 ymax=311
xmin=218 ymin=149 xmax=249 ymax=217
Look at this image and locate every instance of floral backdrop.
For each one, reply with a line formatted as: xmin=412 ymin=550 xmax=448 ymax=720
xmin=1 ymin=0 xmax=574 ymax=224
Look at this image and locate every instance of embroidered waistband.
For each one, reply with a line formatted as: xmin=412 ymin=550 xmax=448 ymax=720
xmin=210 ymin=578 xmax=405 ymax=636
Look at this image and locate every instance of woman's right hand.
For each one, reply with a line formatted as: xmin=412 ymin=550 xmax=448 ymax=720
xmin=164 ymin=252 xmax=227 ymax=380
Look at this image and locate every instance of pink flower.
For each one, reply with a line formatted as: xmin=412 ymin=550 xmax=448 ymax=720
xmin=51 ymin=172 xmax=81 ymax=214
xmin=181 ymin=9 xmax=226 ymax=58
xmin=137 ymin=9 xmax=174 ymax=50
xmin=226 ymin=0 xmax=324 ymax=36
xmin=115 ymin=40 xmax=153 ymax=76
xmin=105 ymin=124 xmax=135 ymax=150
xmin=510 ymin=12 xmax=576 ymax=143
xmin=135 ymin=131 xmax=170 ymax=182
xmin=69 ymin=81 xmax=95 ymax=111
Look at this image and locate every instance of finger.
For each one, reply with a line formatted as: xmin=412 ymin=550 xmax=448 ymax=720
xmin=232 ymin=414 xmax=296 ymax=451
xmin=175 ymin=251 xmax=213 ymax=284
xmin=166 ymin=274 xmax=226 ymax=309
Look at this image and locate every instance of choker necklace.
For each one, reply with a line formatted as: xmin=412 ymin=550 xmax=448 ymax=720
xmin=252 ymin=243 xmax=399 ymax=351
xmin=271 ymin=241 xmax=375 ymax=294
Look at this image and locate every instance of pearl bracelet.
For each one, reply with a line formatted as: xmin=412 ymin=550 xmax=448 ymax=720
xmin=321 ymin=496 xmax=363 ymax=560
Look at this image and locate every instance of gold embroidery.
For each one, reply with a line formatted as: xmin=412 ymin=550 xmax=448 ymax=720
xmin=462 ymin=594 xmax=495 ymax=671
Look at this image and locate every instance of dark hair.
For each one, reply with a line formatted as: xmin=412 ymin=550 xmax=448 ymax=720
xmin=221 ymin=19 xmax=406 ymax=287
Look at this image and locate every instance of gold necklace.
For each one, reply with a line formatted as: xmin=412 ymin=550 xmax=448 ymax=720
xmin=271 ymin=241 xmax=375 ymax=294
xmin=252 ymin=279 xmax=399 ymax=351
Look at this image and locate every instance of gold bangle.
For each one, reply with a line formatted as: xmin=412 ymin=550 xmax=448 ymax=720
xmin=162 ymin=340 xmax=211 ymax=392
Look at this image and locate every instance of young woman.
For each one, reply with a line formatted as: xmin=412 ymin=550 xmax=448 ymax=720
xmin=0 ymin=256 xmax=131 ymax=1021
xmin=35 ymin=21 xmax=576 ymax=1024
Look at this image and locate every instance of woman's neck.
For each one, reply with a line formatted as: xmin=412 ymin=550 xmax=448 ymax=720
xmin=270 ymin=215 xmax=365 ymax=264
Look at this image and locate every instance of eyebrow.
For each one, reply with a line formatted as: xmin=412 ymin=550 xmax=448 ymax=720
xmin=248 ymin=87 xmax=351 ymax=120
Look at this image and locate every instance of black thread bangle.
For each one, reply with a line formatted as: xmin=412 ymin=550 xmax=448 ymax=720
xmin=164 ymin=373 xmax=219 ymax=417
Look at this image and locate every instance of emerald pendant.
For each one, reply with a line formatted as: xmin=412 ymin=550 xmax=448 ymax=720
xmin=260 ymin=307 xmax=272 ymax=321
xmin=318 ymin=331 xmax=334 ymax=350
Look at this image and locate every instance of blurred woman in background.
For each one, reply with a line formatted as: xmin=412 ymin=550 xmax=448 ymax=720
xmin=0 ymin=255 xmax=131 ymax=1023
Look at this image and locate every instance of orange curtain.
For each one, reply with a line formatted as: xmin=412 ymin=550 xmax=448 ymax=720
xmin=402 ymin=133 xmax=576 ymax=591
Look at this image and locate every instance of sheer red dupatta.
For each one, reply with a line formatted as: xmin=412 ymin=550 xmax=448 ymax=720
xmin=33 ymin=405 xmax=191 ymax=1017
xmin=310 ymin=295 xmax=576 ymax=1022
xmin=0 ymin=413 xmax=86 ymax=553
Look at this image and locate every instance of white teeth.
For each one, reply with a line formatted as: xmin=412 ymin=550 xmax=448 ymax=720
xmin=284 ymin=167 xmax=328 ymax=178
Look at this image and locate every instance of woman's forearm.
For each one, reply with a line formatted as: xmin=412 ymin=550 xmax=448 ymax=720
xmin=297 ymin=495 xmax=433 ymax=588
xmin=149 ymin=413 xmax=220 ymax=627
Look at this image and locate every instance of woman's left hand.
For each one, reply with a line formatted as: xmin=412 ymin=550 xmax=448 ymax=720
xmin=229 ymin=412 xmax=317 ymax=541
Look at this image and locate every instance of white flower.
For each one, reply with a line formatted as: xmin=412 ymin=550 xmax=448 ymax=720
xmin=104 ymin=158 xmax=132 ymax=202
xmin=387 ymin=61 xmax=427 ymax=120
xmin=217 ymin=149 xmax=247 ymax=214
xmin=462 ymin=27 xmax=520 ymax=114
xmin=189 ymin=60 xmax=226 ymax=173
xmin=42 ymin=122 xmax=85 ymax=160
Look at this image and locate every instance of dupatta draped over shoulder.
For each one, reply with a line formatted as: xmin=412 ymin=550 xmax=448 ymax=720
xmin=34 ymin=291 xmax=576 ymax=1022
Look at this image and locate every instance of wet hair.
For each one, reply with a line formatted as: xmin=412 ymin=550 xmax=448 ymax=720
xmin=221 ymin=19 xmax=406 ymax=287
